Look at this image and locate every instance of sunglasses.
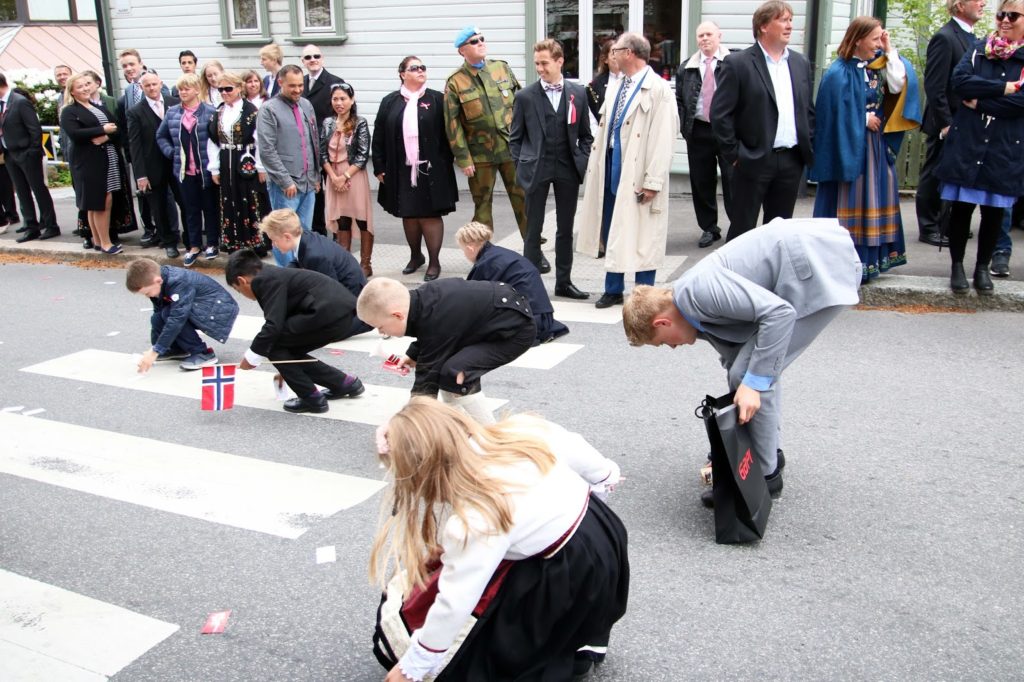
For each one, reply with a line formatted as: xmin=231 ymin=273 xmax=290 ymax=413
xmin=464 ymin=36 xmax=485 ymax=46
xmin=217 ymin=86 xmax=235 ymax=93
xmin=330 ymin=83 xmax=354 ymax=94
xmin=997 ymin=11 xmax=1023 ymax=21
xmin=403 ymin=65 xmax=427 ymax=73
xmin=302 ymin=53 xmax=322 ymax=60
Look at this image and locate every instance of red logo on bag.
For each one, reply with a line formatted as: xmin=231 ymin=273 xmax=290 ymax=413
xmin=738 ymin=449 xmax=752 ymax=480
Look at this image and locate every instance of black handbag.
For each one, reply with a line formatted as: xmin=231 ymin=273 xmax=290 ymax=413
xmin=697 ymin=392 xmax=772 ymax=544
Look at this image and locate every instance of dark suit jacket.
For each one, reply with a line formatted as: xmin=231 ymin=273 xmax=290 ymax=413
xmin=509 ymin=79 xmax=593 ymax=192
xmin=59 ymin=100 xmax=123 ymax=210
xmin=127 ymin=95 xmax=179 ymax=186
xmin=710 ymin=44 xmax=815 ymax=175
xmin=303 ymin=68 xmax=345 ymax=125
xmin=1 ymin=91 xmax=43 ymax=158
xmin=264 ymin=74 xmax=281 ymax=98
xmin=289 ymin=230 xmax=367 ymax=298
xmin=922 ymin=19 xmax=976 ymax=137
xmin=249 ymin=265 xmax=357 ymax=356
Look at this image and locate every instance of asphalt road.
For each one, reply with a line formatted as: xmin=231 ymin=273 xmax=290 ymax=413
xmin=1 ymin=261 xmax=1022 ymax=681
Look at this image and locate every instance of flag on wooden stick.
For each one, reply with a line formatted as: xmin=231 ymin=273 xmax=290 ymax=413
xmin=201 ymin=365 xmax=236 ymax=411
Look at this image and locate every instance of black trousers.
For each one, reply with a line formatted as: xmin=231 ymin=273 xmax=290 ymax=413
xmin=0 ymin=163 xmax=18 ymax=220
xmin=434 ymin=311 xmax=536 ymax=396
xmin=7 ymin=149 xmax=57 ymax=229
xmin=915 ymin=134 xmax=948 ymax=238
xmin=311 ymin=180 xmax=327 ymax=235
xmin=145 ymin=179 xmax=183 ymax=247
xmin=271 ymin=319 xmax=355 ymax=398
xmin=686 ymin=120 xmax=732 ymax=233
xmin=726 ymin=148 xmax=803 ymax=242
xmin=524 ymin=163 xmax=580 ymax=286
xmin=948 ymin=201 xmax=1001 ymax=267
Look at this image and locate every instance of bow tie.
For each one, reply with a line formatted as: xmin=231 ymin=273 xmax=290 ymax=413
xmin=543 ymin=82 xmax=563 ymax=93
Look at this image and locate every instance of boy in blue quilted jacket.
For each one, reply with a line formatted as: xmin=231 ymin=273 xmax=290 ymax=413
xmin=126 ymin=258 xmax=240 ymax=373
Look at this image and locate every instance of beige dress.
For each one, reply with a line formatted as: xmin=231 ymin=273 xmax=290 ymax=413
xmin=325 ymin=129 xmax=374 ymax=233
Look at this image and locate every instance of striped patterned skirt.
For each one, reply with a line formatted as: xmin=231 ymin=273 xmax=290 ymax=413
xmin=813 ymin=128 xmax=907 ymax=283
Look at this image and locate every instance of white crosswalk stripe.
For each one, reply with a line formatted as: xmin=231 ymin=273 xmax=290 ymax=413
xmin=226 ymin=317 xmax=585 ymax=370
xmin=0 ymin=569 xmax=179 ymax=681
xmin=20 ymin=349 xmax=507 ymax=426
xmin=0 ymin=412 xmax=385 ymax=539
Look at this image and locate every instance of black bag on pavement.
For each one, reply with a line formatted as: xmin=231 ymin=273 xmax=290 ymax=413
xmin=697 ymin=392 xmax=772 ymax=544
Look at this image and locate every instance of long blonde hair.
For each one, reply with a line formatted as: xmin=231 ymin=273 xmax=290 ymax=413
xmin=199 ymin=60 xmax=225 ymax=103
xmin=369 ymin=398 xmax=557 ymax=590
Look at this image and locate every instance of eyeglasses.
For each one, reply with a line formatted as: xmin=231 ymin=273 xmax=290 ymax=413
xmin=403 ymin=65 xmax=427 ymax=73
xmin=217 ymin=86 xmax=235 ymax=93
xmin=997 ymin=11 xmax=1023 ymax=22
xmin=464 ymin=36 xmax=485 ymax=46
xmin=611 ymin=47 xmax=630 ymax=53
xmin=302 ymin=53 xmax=322 ymax=60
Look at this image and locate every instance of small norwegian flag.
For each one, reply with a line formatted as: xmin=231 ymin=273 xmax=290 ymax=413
xmin=201 ymin=364 xmax=236 ymax=411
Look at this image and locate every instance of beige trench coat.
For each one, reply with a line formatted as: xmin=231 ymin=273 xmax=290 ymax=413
xmin=575 ymin=67 xmax=678 ymax=273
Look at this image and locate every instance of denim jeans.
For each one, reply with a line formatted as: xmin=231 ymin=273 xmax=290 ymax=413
xmin=151 ymin=305 xmax=207 ymax=355
xmin=267 ymin=181 xmax=315 ymax=265
xmin=995 ymin=209 xmax=1013 ymax=256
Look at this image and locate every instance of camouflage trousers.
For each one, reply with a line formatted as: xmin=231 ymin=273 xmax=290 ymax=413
xmin=468 ymin=161 xmax=528 ymax=237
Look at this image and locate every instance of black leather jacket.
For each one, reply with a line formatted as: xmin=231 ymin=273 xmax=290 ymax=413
xmin=319 ymin=115 xmax=369 ymax=168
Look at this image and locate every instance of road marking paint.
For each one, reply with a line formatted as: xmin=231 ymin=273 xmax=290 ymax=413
xmin=0 ymin=569 xmax=179 ymax=681
xmin=0 ymin=412 xmax=386 ymax=539
xmin=228 ymin=317 xmax=583 ymax=369
xmin=20 ymin=349 xmax=505 ymax=427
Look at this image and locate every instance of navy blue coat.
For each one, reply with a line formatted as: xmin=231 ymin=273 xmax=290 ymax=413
xmin=936 ymin=40 xmax=1024 ymax=197
xmin=288 ymin=230 xmax=366 ymax=297
xmin=467 ymin=242 xmax=553 ymax=316
xmin=155 ymin=102 xmax=217 ymax=184
xmin=150 ymin=266 xmax=239 ymax=355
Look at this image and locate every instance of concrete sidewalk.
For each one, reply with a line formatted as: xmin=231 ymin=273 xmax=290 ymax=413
xmin=3 ymin=186 xmax=1023 ymax=311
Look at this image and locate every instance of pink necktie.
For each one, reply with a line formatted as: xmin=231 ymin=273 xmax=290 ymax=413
xmin=292 ymin=104 xmax=309 ymax=174
xmin=701 ymin=57 xmax=716 ymax=120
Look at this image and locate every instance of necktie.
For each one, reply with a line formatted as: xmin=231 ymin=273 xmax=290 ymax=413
xmin=612 ymin=76 xmax=632 ymax=128
xmin=701 ymin=58 xmax=716 ymax=120
xmin=129 ymin=83 xmax=141 ymax=108
xmin=543 ymin=82 xmax=563 ymax=93
xmin=153 ymin=100 xmax=164 ymax=119
xmin=292 ymin=104 xmax=309 ymax=174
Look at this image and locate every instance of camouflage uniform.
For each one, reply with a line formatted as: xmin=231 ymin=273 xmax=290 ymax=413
xmin=444 ymin=59 xmax=528 ymax=236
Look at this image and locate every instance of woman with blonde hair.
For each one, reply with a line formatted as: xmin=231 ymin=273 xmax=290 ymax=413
xmin=199 ymin=60 xmax=225 ymax=106
xmin=370 ymin=398 xmax=628 ymax=682
xmin=456 ymin=221 xmax=569 ymax=345
xmin=207 ymin=71 xmax=267 ymax=254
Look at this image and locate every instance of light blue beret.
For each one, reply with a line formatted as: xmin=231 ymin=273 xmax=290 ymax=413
xmin=454 ymin=26 xmax=481 ymax=48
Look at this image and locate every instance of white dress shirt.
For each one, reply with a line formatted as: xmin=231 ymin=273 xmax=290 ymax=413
xmin=542 ymin=77 xmax=564 ymax=110
xmin=758 ymin=42 xmax=798 ymax=149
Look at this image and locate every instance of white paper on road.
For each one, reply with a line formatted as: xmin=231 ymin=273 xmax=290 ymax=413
xmin=0 ymin=569 xmax=179 ymax=681
xmin=0 ymin=412 xmax=386 ymax=539
xmin=550 ymin=300 xmax=624 ymax=325
xmin=21 ymin=349 xmax=504 ymax=426
xmin=2 ymin=405 xmax=25 ymax=413
xmin=21 ymin=408 xmax=45 ymax=417
xmin=228 ymin=316 xmax=583 ymax=370
xmin=316 ymin=546 xmax=337 ymax=564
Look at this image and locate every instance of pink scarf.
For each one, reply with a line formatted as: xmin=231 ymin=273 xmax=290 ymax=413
xmin=180 ymin=103 xmax=200 ymax=175
xmin=399 ymin=84 xmax=426 ymax=186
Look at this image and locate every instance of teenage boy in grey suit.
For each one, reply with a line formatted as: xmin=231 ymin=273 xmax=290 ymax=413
xmin=622 ymin=218 xmax=862 ymax=503
xmin=510 ymin=38 xmax=593 ymax=299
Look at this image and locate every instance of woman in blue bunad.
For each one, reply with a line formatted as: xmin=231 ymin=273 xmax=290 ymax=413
xmin=370 ymin=398 xmax=629 ymax=681
xmin=936 ymin=0 xmax=1024 ymax=295
xmin=810 ymin=16 xmax=921 ymax=284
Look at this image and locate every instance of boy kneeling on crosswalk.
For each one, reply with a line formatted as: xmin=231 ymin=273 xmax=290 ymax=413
xmin=127 ymin=258 xmax=240 ymax=373
xmin=226 ymin=249 xmax=365 ymax=414
xmin=356 ymin=277 xmax=535 ymax=425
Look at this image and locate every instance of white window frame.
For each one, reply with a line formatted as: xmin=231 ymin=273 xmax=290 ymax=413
xmin=299 ymin=0 xmax=334 ymax=34
xmin=228 ymin=0 xmax=261 ymax=35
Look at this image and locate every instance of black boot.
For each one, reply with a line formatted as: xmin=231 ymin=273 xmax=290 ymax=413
xmin=950 ymin=263 xmax=969 ymax=294
xmin=973 ymin=264 xmax=994 ymax=296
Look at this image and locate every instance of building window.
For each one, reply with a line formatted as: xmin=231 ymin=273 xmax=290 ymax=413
xmin=230 ymin=0 xmax=260 ymax=33
xmin=286 ymin=0 xmax=346 ymax=44
xmin=644 ymin=0 xmax=680 ymax=78
xmin=218 ymin=0 xmax=270 ymax=45
xmin=593 ymin=0 xmax=628 ymax=72
xmin=546 ymin=0 xmax=580 ymax=79
xmin=0 ymin=0 xmax=94 ymax=22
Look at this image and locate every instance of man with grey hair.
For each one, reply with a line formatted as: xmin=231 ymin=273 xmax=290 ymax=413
xmin=677 ymin=20 xmax=733 ymax=248
xmin=575 ymin=32 xmax=678 ymax=309
xmin=711 ymin=0 xmax=814 ymax=241
xmin=916 ymin=0 xmax=986 ymax=249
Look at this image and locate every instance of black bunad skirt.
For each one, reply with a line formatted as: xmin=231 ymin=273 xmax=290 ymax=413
xmin=374 ymin=494 xmax=629 ymax=680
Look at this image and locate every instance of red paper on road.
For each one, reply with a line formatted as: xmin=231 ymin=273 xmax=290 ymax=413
xmin=201 ymin=610 xmax=231 ymax=634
